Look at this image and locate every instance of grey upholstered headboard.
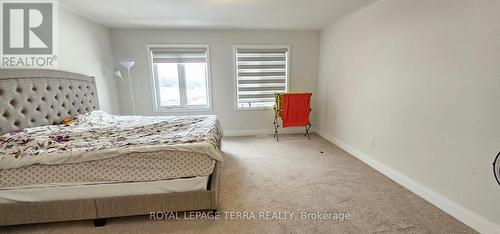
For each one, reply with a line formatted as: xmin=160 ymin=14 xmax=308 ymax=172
xmin=0 ymin=69 xmax=99 ymax=134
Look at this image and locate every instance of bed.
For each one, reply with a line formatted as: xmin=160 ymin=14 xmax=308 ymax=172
xmin=0 ymin=69 xmax=222 ymax=227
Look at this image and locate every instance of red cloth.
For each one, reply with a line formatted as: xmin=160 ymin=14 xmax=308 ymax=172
xmin=282 ymin=93 xmax=311 ymax=128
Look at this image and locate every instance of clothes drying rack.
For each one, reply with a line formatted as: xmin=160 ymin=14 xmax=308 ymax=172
xmin=273 ymin=92 xmax=312 ymax=141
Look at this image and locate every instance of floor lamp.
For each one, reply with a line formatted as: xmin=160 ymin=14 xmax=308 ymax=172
xmin=119 ymin=61 xmax=136 ymax=115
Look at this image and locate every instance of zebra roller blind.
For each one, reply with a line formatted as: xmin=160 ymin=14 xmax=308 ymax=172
xmin=151 ymin=47 xmax=207 ymax=63
xmin=235 ymin=46 xmax=289 ymax=109
xmin=148 ymin=45 xmax=210 ymax=110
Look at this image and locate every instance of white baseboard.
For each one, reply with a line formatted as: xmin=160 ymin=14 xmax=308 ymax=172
xmin=224 ymin=127 xmax=315 ymax=137
xmin=317 ymin=129 xmax=500 ymax=234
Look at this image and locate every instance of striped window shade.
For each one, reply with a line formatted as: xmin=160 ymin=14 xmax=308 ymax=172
xmin=151 ymin=47 xmax=208 ymax=63
xmin=148 ymin=44 xmax=211 ymax=111
xmin=235 ymin=46 xmax=289 ymax=109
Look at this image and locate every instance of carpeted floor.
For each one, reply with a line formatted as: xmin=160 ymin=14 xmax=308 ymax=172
xmin=1 ymin=134 xmax=475 ymax=233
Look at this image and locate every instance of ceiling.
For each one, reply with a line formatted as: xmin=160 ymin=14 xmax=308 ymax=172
xmin=59 ymin=0 xmax=377 ymax=30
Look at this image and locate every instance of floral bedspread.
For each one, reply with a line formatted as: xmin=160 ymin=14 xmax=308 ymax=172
xmin=0 ymin=111 xmax=223 ymax=169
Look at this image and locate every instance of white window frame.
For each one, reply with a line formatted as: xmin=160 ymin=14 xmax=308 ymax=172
xmin=233 ymin=44 xmax=291 ymax=110
xmin=147 ymin=44 xmax=213 ymax=113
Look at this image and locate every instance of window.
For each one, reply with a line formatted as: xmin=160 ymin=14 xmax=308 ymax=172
xmin=148 ymin=44 xmax=211 ymax=111
xmin=235 ymin=45 xmax=290 ymax=109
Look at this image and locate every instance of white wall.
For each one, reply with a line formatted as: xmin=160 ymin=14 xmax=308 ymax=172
xmin=110 ymin=29 xmax=319 ymax=133
xmin=57 ymin=5 xmax=121 ymax=114
xmin=317 ymin=0 xmax=500 ymax=232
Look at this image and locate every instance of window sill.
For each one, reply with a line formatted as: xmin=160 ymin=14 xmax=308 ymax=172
xmin=236 ymin=106 xmax=274 ymax=111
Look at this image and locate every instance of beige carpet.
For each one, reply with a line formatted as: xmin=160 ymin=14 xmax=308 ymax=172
xmin=1 ymin=134 xmax=475 ymax=233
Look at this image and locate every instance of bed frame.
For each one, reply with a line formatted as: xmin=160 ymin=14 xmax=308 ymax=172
xmin=0 ymin=69 xmax=220 ymax=227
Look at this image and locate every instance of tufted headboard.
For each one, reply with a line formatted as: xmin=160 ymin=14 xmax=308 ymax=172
xmin=0 ymin=69 xmax=99 ymax=134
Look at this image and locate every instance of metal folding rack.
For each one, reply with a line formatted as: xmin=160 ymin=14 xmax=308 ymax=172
xmin=273 ymin=93 xmax=312 ymax=141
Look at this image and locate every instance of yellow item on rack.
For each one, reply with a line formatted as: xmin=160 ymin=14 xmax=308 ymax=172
xmin=274 ymin=93 xmax=283 ymax=117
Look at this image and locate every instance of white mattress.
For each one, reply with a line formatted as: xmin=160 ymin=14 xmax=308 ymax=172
xmin=0 ymin=176 xmax=209 ymax=204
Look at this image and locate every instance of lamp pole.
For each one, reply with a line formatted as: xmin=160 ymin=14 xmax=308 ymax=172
xmin=120 ymin=61 xmax=136 ymax=115
xmin=126 ymin=67 xmax=136 ymax=115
